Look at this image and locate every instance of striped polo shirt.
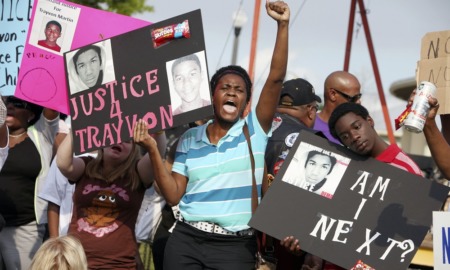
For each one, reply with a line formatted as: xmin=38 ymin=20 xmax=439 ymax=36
xmin=172 ymin=111 xmax=270 ymax=232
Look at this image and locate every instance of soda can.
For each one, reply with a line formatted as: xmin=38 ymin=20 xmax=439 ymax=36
xmin=404 ymin=81 xmax=437 ymax=133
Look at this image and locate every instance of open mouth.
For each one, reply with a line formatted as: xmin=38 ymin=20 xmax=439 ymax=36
xmin=111 ymin=145 xmax=122 ymax=152
xmin=223 ymin=100 xmax=237 ymax=113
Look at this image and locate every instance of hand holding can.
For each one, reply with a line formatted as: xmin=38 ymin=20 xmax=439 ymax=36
xmin=404 ymin=81 xmax=437 ymax=133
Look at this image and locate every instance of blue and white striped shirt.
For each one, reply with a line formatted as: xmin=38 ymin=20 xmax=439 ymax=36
xmin=172 ymin=111 xmax=270 ymax=232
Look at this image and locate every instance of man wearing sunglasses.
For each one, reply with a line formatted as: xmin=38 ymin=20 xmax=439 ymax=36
xmin=313 ymin=71 xmax=361 ymax=145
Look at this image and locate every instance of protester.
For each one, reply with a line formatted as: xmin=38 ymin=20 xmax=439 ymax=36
xmin=328 ymin=102 xmax=422 ymax=176
xmin=314 ymin=71 xmax=361 ymax=144
xmin=265 ymin=78 xmax=321 ymax=185
xmin=56 ymin=124 xmax=165 ymax=269
xmin=143 ymin=1 xmax=290 ymax=268
xmin=171 ymin=53 xmax=211 ymax=115
xmin=29 ymin=235 xmax=88 ymax=270
xmin=264 ymin=78 xmax=324 ymax=269
xmin=281 ymin=102 xmax=423 ymax=270
xmin=0 ymin=96 xmax=59 ymax=269
xmin=38 ymin=20 xmax=62 ymax=52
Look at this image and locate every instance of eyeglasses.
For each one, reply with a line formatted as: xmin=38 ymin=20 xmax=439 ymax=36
xmin=332 ymin=88 xmax=362 ymax=103
xmin=306 ymin=104 xmax=319 ymax=111
xmin=4 ymin=96 xmax=28 ymax=109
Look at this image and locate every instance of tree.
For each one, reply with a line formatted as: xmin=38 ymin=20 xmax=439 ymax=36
xmin=69 ymin=0 xmax=153 ymax=16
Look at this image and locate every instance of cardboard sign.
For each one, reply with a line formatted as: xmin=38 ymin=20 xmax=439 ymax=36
xmin=65 ymin=9 xmax=213 ymax=154
xmin=14 ymin=0 xmax=150 ymax=114
xmin=433 ymin=211 xmax=450 ymax=269
xmin=249 ymin=131 xmax=449 ymax=270
xmin=417 ymin=30 xmax=450 ymax=114
xmin=0 ymin=0 xmax=32 ymax=95
xmin=420 ymin=30 xmax=450 ymax=60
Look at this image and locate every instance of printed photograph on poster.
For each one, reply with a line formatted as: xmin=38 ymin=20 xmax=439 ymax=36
xmin=167 ymin=50 xmax=211 ymax=116
xmin=282 ymin=141 xmax=350 ymax=199
xmin=64 ymin=9 xmax=211 ymax=155
xmin=249 ymin=130 xmax=450 ymax=270
xmin=37 ymin=19 xmax=65 ymax=53
xmin=28 ymin=0 xmax=80 ymax=55
xmin=66 ymin=40 xmax=116 ymax=94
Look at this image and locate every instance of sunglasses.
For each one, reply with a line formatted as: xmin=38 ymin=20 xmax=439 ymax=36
xmin=4 ymin=96 xmax=29 ymax=109
xmin=332 ymin=88 xmax=362 ymax=103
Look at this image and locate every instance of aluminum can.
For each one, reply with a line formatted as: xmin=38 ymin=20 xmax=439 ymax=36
xmin=404 ymin=81 xmax=437 ymax=133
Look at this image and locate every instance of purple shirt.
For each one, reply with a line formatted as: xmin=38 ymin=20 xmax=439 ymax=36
xmin=313 ymin=116 xmax=341 ymax=145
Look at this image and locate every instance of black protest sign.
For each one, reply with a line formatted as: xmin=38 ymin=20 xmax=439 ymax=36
xmin=249 ymin=131 xmax=449 ymax=270
xmin=64 ymin=10 xmax=213 ymax=154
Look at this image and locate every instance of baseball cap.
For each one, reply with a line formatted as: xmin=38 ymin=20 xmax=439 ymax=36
xmin=279 ymin=78 xmax=321 ymax=106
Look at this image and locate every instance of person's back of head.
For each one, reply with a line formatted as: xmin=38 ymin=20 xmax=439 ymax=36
xmin=277 ymin=78 xmax=321 ymax=128
xmin=29 ymin=235 xmax=87 ymax=270
xmin=322 ymin=71 xmax=362 ymax=111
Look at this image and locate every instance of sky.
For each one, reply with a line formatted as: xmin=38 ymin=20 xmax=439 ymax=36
xmin=135 ymin=0 xmax=450 ymax=133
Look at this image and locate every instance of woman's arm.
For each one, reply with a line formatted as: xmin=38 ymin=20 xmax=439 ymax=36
xmin=256 ymin=0 xmax=290 ymax=133
xmin=47 ymin=202 xmax=60 ymax=238
xmin=56 ymin=132 xmax=85 ymax=181
xmin=136 ymin=130 xmax=167 ymax=188
xmin=134 ymin=119 xmax=187 ymax=206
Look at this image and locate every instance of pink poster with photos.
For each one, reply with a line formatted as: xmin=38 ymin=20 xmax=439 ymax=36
xmin=15 ymin=0 xmax=150 ymax=114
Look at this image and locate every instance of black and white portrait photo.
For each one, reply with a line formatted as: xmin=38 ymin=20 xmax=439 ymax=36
xmin=66 ymin=40 xmax=116 ymax=94
xmin=167 ymin=51 xmax=211 ymax=115
xmin=282 ymin=142 xmax=350 ymax=199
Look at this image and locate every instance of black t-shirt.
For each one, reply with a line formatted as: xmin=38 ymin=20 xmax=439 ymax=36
xmin=0 ymin=137 xmax=41 ymax=226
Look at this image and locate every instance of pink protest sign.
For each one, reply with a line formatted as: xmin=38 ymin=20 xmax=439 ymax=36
xmin=15 ymin=0 xmax=150 ymax=114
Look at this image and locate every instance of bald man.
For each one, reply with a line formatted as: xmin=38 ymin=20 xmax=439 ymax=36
xmin=313 ymin=71 xmax=361 ymax=144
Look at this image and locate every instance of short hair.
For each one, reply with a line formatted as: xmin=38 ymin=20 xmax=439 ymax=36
xmin=328 ymin=102 xmax=370 ymax=141
xmin=171 ymin=53 xmax=201 ymax=75
xmin=210 ymin=65 xmax=252 ymax=102
xmin=304 ymin=150 xmax=337 ymax=174
xmin=73 ymin=45 xmax=102 ymax=75
xmin=46 ymin=20 xmax=62 ymax=33
xmin=29 ymin=235 xmax=88 ymax=270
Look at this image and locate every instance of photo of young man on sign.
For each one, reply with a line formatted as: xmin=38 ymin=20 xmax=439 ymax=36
xmin=37 ymin=20 xmax=63 ymax=53
xmin=282 ymin=142 xmax=350 ymax=199
xmin=167 ymin=51 xmax=211 ymax=116
xmin=66 ymin=40 xmax=116 ymax=94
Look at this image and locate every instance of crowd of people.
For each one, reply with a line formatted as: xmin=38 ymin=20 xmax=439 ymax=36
xmin=0 ymin=0 xmax=448 ymax=269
